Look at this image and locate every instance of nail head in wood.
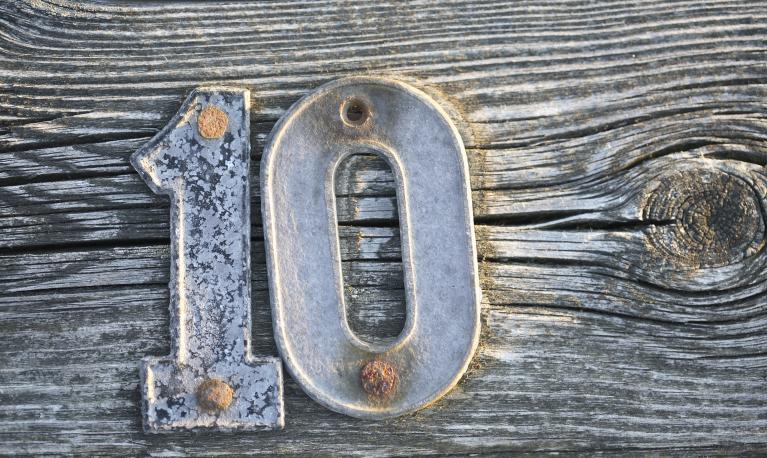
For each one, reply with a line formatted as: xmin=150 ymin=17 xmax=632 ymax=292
xmin=360 ymin=360 xmax=398 ymax=399
xmin=196 ymin=379 xmax=234 ymax=412
xmin=198 ymin=105 xmax=229 ymax=139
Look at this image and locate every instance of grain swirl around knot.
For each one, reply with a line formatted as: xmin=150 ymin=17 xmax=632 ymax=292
xmin=643 ymin=168 xmax=766 ymax=269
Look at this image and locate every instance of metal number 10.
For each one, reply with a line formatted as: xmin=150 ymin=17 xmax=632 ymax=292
xmin=133 ymin=78 xmax=480 ymax=432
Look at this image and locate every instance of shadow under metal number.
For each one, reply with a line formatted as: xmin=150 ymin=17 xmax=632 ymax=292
xmin=132 ymin=88 xmax=284 ymax=433
xmin=262 ymin=77 xmax=481 ymax=419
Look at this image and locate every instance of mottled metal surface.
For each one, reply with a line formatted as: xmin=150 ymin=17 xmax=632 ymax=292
xmin=131 ymin=88 xmax=283 ymax=433
xmin=261 ymin=77 xmax=481 ymax=419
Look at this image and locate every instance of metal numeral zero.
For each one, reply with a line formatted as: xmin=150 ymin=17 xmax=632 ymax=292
xmin=261 ymin=77 xmax=481 ymax=419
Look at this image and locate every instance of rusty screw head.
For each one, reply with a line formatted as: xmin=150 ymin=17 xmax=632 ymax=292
xmin=196 ymin=378 xmax=234 ymax=412
xmin=197 ymin=105 xmax=228 ymax=139
xmin=360 ymin=360 xmax=397 ymax=399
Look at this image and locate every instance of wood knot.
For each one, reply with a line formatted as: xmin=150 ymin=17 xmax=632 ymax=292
xmin=360 ymin=360 xmax=397 ymax=399
xmin=197 ymin=105 xmax=228 ymax=139
xmin=196 ymin=378 xmax=234 ymax=412
xmin=643 ymin=168 xmax=765 ymax=268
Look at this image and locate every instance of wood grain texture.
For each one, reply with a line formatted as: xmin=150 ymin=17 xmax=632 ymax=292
xmin=1 ymin=0 xmax=767 ymax=455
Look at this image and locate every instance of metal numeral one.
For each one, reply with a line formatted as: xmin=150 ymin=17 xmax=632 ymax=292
xmin=262 ymin=77 xmax=481 ymax=419
xmin=132 ymin=88 xmax=283 ymax=432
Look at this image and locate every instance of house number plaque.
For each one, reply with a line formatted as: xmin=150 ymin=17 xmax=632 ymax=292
xmin=133 ymin=77 xmax=480 ymax=432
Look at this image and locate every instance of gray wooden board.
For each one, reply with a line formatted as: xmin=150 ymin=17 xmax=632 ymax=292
xmin=1 ymin=0 xmax=767 ymax=455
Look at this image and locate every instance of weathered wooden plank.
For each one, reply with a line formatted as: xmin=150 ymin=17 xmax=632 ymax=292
xmin=3 ymin=252 xmax=767 ymax=454
xmin=2 ymin=0 xmax=767 ymax=455
xmin=7 ymin=151 xmax=767 ymax=294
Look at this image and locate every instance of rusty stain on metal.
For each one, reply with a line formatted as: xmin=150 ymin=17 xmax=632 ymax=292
xmin=196 ymin=379 xmax=235 ymax=412
xmin=360 ymin=360 xmax=398 ymax=399
xmin=132 ymin=88 xmax=283 ymax=433
xmin=197 ymin=105 xmax=229 ymax=139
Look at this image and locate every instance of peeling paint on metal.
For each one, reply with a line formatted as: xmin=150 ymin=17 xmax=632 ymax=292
xmin=131 ymin=88 xmax=284 ymax=433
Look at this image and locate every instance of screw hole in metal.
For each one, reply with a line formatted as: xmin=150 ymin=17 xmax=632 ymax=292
xmin=340 ymin=98 xmax=370 ymax=127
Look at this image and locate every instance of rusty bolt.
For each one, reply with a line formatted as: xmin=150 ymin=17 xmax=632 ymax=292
xmin=360 ymin=360 xmax=397 ymax=399
xmin=197 ymin=105 xmax=228 ymax=139
xmin=196 ymin=378 xmax=234 ymax=412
